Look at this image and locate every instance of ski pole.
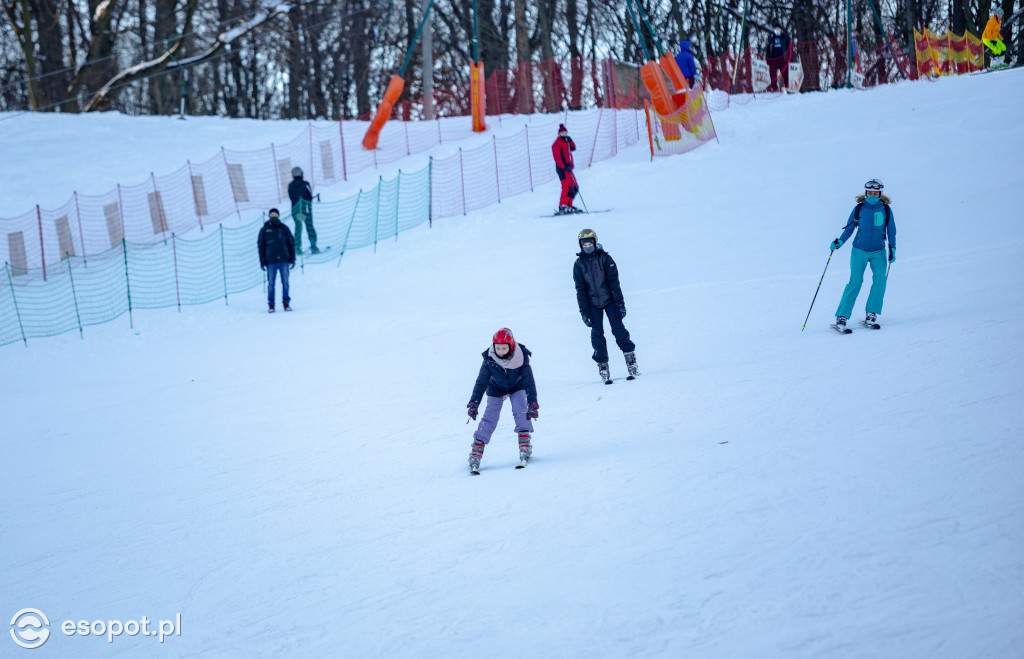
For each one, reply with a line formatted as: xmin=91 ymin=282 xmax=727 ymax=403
xmin=801 ymin=251 xmax=833 ymax=331
xmin=570 ymin=170 xmax=590 ymax=213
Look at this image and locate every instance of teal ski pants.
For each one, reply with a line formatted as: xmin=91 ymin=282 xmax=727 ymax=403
xmin=835 ymin=247 xmax=887 ymax=319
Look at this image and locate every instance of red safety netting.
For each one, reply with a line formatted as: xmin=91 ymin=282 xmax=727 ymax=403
xmin=702 ymin=34 xmax=909 ymax=100
xmin=366 ymin=55 xmax=647 ymax=122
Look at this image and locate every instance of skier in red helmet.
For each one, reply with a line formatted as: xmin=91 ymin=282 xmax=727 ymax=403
xmin=465 ymin=328 xmax=539 ymax=473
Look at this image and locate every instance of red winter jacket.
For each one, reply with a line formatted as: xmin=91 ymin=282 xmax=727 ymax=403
xmin=552 ymin=136 xmax=576 ymax=171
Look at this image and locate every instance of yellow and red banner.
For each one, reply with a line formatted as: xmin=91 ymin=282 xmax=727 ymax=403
xmin=644 ymin=83 xmax=717 ymax=158
xmin=915 ymin=28 xmax=984 ymax=78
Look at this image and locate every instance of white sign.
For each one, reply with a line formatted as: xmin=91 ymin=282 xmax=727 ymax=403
xmin=751 ymin=58 xmax=771 ymax=93
xmin=787 ymin=61 xmax=804 ymax=93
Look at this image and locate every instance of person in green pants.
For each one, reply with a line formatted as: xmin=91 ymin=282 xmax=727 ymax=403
xmin=830 ymin=179 xmax=897 ymax=331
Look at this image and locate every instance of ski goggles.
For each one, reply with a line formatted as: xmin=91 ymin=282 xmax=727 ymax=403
xmin=864 ymin=179 xmax=884 ymax=191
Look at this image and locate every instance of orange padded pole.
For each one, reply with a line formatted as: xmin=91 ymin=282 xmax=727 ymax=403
xmin=362 ymin=75 xmax=406 ymax=150
xmin=640 ymin=61 xmax=676 ymax=115
xmin=471 ymin=62 xmax=486 ymax=132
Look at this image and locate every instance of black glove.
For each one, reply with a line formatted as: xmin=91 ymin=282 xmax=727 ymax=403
xmin=527 ymin=402 xmax=539 ymax=420
xmin=289 ymin=262 xmax=295 ymax=270
xmin=562 ymin=135 xmax=572 ymax=142
xmin=888 ymin=247 xmax=895 ymax=263
xmin=619 ymin=305 xmax=627 ymax=319
xmin=467 ymin=400 xmax=479 ymax=420
xmin=581 ymin=312 xmax=593 ymax=328
xmin=565 ymin=163 xmax=573 ymax=172
xmin=261 ymin=264 xmax=266 ymax=271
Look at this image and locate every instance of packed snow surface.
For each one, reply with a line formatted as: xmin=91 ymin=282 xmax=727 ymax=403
xmin=2 ymin=70 xmax=1023 ymax=658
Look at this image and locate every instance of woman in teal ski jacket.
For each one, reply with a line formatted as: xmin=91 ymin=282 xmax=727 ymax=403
xmin=830 ymin=179 xmax=897 ymax=330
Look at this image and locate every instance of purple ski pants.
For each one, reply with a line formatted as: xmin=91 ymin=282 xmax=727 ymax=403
xmin=473 ymin=390 xmax=533 ymax=444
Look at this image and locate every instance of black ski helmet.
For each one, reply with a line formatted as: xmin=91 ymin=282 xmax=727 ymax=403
xmin=291 ymin=166 xmax=303 ymax=178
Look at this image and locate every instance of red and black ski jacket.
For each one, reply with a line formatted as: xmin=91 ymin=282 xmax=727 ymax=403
xmin=552 ymin=136 xmax=576 ymax=178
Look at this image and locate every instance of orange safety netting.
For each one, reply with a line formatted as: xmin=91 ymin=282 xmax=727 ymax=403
xmin=644 ymin=83 xmax=717 ymax=158
xmin=915 ymin=28 xmax=984 ymax=77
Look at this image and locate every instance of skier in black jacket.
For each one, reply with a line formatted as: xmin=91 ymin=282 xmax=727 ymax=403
xmin=573 ymin=228 xmax=638 ymax=383
xmin=257 ymin=208 xmax=296 ymax=312
xmin=287 ymin=166 xmax=319 ymax=254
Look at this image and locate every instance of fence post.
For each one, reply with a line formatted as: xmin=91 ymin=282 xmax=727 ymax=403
xmin=36 ymin=205 xmax=47 ymax=281
xmin=459 ymin=148 xmax=467 ymax=215
xmin=428 ymin=157 xmax=433 ymax=228
xmin=73 ymin=191 xmax=87 ymax=265
xmin=492 ymin=135 xmax=501 ymax=202
xmin=122 ymin=239 xmax=134 ymax=329
xmin=117 ymin=184 xmax=126 ymax=244
xmin=395 ymin=170 xmax=401 ymax=242
xmin=436 ymin=116 xmax=442 ymax=145
xmin=6 ymin=262 xmax=27 ymax=346
xmin=589 ymin=107 xmax=603 ymax=167
xmin=172 ymin=233 xmax=181 ymax=312
xmin=374 ymin=176 xmax=382 ymax=253
xmin=524 ymin=126 xmax=534 ymax=191
xmin=339 ymin=120 xmax=348 ymax=181
xmin=336 ymin=190 xmax=361 ymax=268
xmin=271 ymin=143 xmax=282 ymax=203
xmin=404 ymin=121 xmax=411 ymax=156
xmin=219 ymin=224 xmax=228 ymax=305
xmin=66 ymin=254 xmax=83 ymax=338
xmin=308 ymin=123 xmax=315 ymax=187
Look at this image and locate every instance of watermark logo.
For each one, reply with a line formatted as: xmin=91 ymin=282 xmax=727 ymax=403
xmin=10 ymin=608 xmax=50 ymax=649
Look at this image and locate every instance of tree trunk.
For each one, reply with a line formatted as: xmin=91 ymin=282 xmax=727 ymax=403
xmin=288 ymin=4 xmax=303 ymax=118
xmin=150 ymin=0 xmax=179 ymax=114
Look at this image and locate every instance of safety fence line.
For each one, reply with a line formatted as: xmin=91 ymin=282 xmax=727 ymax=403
xmin=0 ymin=108 xmax=647 ymax=347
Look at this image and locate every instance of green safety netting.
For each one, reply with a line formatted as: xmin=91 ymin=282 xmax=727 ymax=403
xmin=1 ymin=167 xmax=431 ymax=346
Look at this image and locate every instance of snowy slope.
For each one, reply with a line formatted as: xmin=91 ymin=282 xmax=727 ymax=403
xmin=3 ymin=71 xmax=1024 ymax=658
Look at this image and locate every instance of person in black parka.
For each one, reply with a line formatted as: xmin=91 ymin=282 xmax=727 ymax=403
xmin=287 ymin=166 xmax=319 ymax=254
xmin=465 ymin=328 xmax=539 ymax=472
xmin=257 ymin=208 xmax=295 ymax=312
xmin=573 ymin=228 xmax=638 ymax=382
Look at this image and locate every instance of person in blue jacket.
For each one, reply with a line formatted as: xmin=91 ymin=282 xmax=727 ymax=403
xmin=830 ymin=179 xmax=897 ymax=330
xmin=465 ymin=328 xmax=539 ymax=472
xmin=674 ymin=38 xmax=697 ymax=88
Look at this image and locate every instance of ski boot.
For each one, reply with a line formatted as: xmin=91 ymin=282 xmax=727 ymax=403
xmin=570 ymin=206 xmax=584 ymax=214
xmin=283 ymin=301 xmax=291 ymax=311
xmin=516 ymin=432 xmax=532 ymax=468
xmin=468 ymin=439 xmax=485 ymax=474
xmin=832 ymin=316 xmax=852 ymax=334
xmin=310 ymin=246 xmax=321 ymax=254
xmin=624 ymin=351 xmax=639 ymax=379
xmin=862 ymin=312 xmax=879 ymax=329
xmin=268 ymin=303 xmax=275 ymax=313
xmin=598 ymin=362 xmax=611 ymax=384
xmin=556 ymin=205 xmax=570 ymax=215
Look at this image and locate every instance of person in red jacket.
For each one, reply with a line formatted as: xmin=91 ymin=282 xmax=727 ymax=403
xmin=551 ymin=124 xmax=582 ymax=215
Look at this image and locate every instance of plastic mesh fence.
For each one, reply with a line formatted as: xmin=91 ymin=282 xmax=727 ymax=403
xmin=1 ymin=109 xmax=645 ymax=347
xmin=645 ymin=84 xmax=718 ymax=158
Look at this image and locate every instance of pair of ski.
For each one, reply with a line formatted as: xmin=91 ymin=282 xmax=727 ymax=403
xmin=470 ymin=458 xmax=529 ymax=475
xmin=541 ymin=208 xmax=613 ymax=218
xmin=830 ymin=320 xmax=880 ymax=334
xmin=604 ymin=374 xmax=636 ymax=385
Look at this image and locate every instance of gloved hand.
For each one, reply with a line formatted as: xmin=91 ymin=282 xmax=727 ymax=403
xmin=467 ymin=400 xmax=479 ymax=421
xmin=289 ymin=262 xmax=295 ymax=270
xmin=619 ymin=305 xmax=627 ymax=319
xmin=581 ymin=312 xmax=593 ymax=328
xmin=565 ymin=163 xmax=573 ymax=172
xmin=261 ymin=265 xmax=266 ymax=271
xmin=830 ymin=238 xmax=842 ymax=251
xmin=527 ymin=402 xmax=539 ymax=420
xmin=562 ymin=135 xmax=572 ymax=142
xmin=888 ymin=247 xmax=895 ymax=263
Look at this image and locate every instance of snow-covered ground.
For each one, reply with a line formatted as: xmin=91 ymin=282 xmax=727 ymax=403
xmin=3 ymin=70 xmax=1023 ymax=658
